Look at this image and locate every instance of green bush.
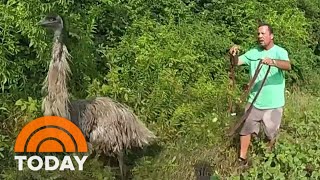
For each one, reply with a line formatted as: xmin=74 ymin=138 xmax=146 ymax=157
xmin=1 ymin=0 xmax=320 ymax=179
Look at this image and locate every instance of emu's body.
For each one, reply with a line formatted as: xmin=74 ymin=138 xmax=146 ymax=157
xmin=70 ymin=97 xmax=155 ymax=155
xmin=39 ymin=14 xmax=156 ymax=178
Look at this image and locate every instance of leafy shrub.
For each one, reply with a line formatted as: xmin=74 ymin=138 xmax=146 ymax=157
xmin=1 ymin=0 xmax=320 ymax=179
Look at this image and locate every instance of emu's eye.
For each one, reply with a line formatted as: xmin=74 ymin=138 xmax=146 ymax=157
xmin=48 ymin=17 xmax=55 ymax=21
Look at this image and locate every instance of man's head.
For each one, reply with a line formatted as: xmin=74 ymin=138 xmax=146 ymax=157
xmin=257 ymin=23 xmax=274 ymax=49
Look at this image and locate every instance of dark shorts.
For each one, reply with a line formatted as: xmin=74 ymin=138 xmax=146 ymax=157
xmin=239 ymin=104 xmax=283 ymax=140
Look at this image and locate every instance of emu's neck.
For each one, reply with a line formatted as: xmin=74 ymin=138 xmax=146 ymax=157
xmin=54 ymin=28 xmax=63 ymax=42
xmin=42 ymin=29 xmax=71 ymax=120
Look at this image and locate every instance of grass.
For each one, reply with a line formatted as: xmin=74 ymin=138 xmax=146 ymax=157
xmin=1 ymin=88 xmax=320 ymax=179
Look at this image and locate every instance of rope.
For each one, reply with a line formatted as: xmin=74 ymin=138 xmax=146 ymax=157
xmin=226 ymin=56 xmax=271 ymax=137
xmin=227 ymin=54 xmax=236 ymax=113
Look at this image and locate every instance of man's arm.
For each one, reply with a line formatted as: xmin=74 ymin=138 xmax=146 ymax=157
xmin=262 ymin=58 xmax=291 ymax=71
xmin=231 ymin=55 xmax=246 ymax=66
xmin=273 ymin=59 xmax=291 ymax=71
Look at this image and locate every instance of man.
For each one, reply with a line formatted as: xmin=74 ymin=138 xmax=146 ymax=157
xmin=229 ymin=22 xmax=291 ymax=166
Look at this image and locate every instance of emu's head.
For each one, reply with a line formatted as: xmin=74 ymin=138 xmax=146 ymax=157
xmin=39 ymin=14 xmax=64 ymax=38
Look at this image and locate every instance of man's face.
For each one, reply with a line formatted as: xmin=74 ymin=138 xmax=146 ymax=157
xmin=257 ymin=26 xmax=273 ymax=48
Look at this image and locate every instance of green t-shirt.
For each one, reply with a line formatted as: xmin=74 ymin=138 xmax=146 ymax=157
xmin=239 ymin=44 xmax=290 ymax=109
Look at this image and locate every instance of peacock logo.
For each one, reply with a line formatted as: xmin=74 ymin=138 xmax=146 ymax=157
xmin=14 ymin=116 xmax=88 ymax=171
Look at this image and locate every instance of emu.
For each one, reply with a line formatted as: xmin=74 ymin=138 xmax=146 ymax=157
xmin=38 ymin=13 xmax=156 ymax=179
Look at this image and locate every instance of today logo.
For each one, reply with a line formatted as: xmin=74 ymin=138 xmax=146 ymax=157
xmin=14 ymin=116 xmax=88 ymax=171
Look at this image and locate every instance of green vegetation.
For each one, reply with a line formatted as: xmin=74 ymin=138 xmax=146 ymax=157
xmin=1 ymin=0 xmax=320 ymax=179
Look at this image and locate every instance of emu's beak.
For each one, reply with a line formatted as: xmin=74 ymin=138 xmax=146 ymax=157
xmin=38 ymin=18 xmax=47 ymax=26
xmin=38 ymin=21 xmax=45 ymax=26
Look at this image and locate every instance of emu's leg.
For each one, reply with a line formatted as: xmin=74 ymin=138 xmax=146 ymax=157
xmin=117 ymin=151 xmax=126 ymax=180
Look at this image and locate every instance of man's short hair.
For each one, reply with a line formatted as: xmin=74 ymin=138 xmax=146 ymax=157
xmin=258 ymin=22 xmax=273 ymax=34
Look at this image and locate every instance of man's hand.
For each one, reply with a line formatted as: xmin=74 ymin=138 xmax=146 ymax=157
xmin=262 ymin=57 xmax=291 ymax=70
xmin=229 ymin=45 xmax=240 ymax=56
xmin=262 ymin=57 xmax=275 ymax=66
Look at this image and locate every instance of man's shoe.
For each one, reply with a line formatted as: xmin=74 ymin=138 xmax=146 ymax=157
xmin=238 ymin=157 xmax=249 ymax=167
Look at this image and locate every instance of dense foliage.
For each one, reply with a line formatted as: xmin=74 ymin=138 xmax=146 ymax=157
xmin=1 ymin=0 xmax=320 ymax=179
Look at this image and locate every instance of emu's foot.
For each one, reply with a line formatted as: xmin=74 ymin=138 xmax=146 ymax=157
xmin=117 ymin=151 xmax=127 ymax=180
xmin=194 ymin=161 xmax=213 ymax=180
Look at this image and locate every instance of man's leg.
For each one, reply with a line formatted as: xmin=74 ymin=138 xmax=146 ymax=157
xmin=240 ymin=134 xmax=251 ymax=160
xmin=239 ymin=105 xmax=262 ymax=162
xmin=262 ymin=107 xmax=283 ymax=151
xmin=267 ymin=138 xmax=276 ymax=151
